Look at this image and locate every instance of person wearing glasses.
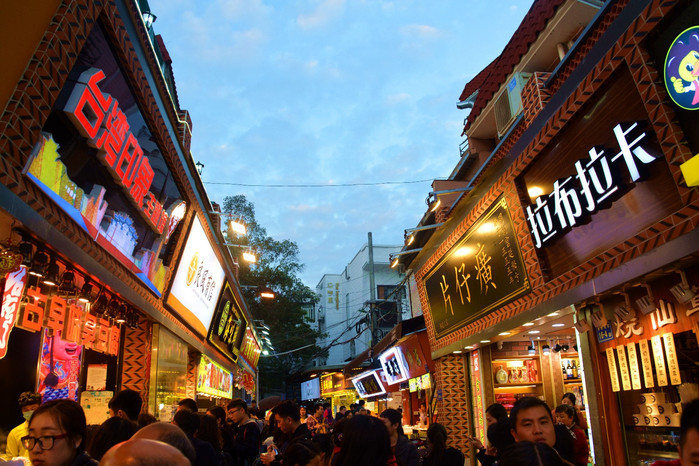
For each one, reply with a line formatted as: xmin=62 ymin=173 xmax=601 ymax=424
xmin=22 ymin=399 xmax=97 ymax=466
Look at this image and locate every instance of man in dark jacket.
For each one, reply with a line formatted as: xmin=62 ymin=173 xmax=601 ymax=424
xmin=260 ymin=401 xmax=310 ymax=465
xmin=381 ymin=408 xmax=419 ymax=466
xmin=228 ymin=399 xmax=261 ymax=465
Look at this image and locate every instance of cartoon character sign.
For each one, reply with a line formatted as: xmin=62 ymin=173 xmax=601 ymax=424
xmin=37 ymin=329 xmax=83 ymax=402
xmin=665 ymin=26 xmax=699 ymax=110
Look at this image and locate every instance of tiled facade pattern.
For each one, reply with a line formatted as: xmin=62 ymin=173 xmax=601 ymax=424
xmin=434 ymin=354 xmax=471 ymax=459
xmin=121 ymin=315 xmax=153 ymax=409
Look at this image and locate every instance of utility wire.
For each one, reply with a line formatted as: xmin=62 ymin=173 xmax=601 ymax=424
xmin=203 ymin=179 xmax=434 ymax=188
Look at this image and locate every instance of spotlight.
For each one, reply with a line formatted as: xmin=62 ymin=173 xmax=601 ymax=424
xmin=553 ymin=340 xmax=562 ymax=353
xmin=42 ymin=258 xmax=60 ymax=286
xmin=527 ymin=339 xmax=536 ymax=356
xmin=78 ymin=281 xmax=94 ymax=304
xmin=91 ymin=291 xmax=108 ymax=313
xmin=561 ymin=338 xmax=571 ymax=353
xmin=29 ymin=251 xmax=49 ymax=277
xmin=115 ymin=303 xmax=128 ymax=324
xmin=59 ymin=269 xmax=76 ymax=293
xmin=19 ymin=241 xmax=33 ymax=268
xmin=542 ymin=343 xmax=551 ymax=355
xmin=105 ymin=297 xmax=119 ymax=319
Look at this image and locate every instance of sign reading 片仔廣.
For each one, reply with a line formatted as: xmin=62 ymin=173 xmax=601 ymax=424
xmin=525 ymin=122 xmax=660 ymax=249
xmin=423 ymin=196 xmax=530 ymax=339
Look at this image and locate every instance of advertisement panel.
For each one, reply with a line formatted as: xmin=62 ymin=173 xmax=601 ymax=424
xmin=21 ymin=24 xmax=186 ymax=296
xmin=166 ymin=216 xmax=225 ymax=336
xmin=208 ymin=282 xmax=247 ymax=363
xmin=239 ymin=328 xmax=261 ymax=371
xmin=301 ymin=378 xmax=321 ymax=401
xmin=379 ymin=347 xmax=409 ymax=385
xmin=197 ymin=354 xmax=233 ymax=399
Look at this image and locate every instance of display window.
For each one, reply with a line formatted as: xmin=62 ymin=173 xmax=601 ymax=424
xmin=149 ymin=325 xmax=189 ymax=421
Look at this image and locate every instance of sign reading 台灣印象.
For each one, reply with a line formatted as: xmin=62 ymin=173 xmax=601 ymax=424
xmin=166 ymin=216 xmax=225 ymax=336
xmin=423 ymin=196 xmax=530 ymax=339
xmin=525 ymin=122 xmax=660 ymax=249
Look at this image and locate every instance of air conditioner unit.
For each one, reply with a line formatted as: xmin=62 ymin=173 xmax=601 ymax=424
xmin=494 ymin=72 xmax=532 ymax=137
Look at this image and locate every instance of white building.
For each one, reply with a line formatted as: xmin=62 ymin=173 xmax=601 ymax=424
xmin=311 ymin=242 xmax=411 ymax=367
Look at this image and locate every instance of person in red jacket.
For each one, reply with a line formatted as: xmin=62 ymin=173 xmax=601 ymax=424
xmin=554 ymin=405 xmax=588 ymax=466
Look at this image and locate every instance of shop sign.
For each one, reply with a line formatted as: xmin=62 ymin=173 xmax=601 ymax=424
xmin=239 ymin=328 xmax=261 ymax=370
xmin=0 ymin=268 xmax=29 ymax=359
xmin=408 ymin=373 xmax=431 ymax=393
xmin=596 ymin=323 xmax=614 ymax=343
xmin=663 ymin=333 xmax=682 ymax=386
xmin=616 ymin=345 xmax=632 ymax=391
xmin=470 ymin=349 xmax=486 ymax=444
xmin=197 ymin=354 xmax=233 ymax=399
xmin=605 ymin=347 xmax=621 ymax=392
xmin=379 ymin=347 xmax=409 ymax=385
xmin=525 ymin=122 xmax=660 ymax=249
xmin=208 ymin=282 xmax=247 ymax=363
xmin=321 ymin=372 xmax=347 ymax=396
xmin=650 ymin=335 xmax=669 ymax=387
xmin=626 ymin=342 xmax=642 ymax=390
xmin=166 ymin=216 xmax=225 ymax=336
xmin=423 ymin=196 xmax=530 ymax=338
xmin=351 ymin=370 xmax=386 ymax=398
xmin=23 ymin=60 xmax=186 ymax=297
xmin=15 ymin=286 xmax=119 ymax=356
xmin=664 ymin=26 xmax=699 ymax=111
xmin=301 ymin=378 xmax=321 ymax=401
xmin=638 ymin=339 xmax=655 ymax=388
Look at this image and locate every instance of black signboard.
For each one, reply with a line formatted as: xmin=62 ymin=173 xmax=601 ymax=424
xmin=424 ymin=196 xmax=530 ymax=339
xmin=207 ymin=282 xmax=247 ymax=363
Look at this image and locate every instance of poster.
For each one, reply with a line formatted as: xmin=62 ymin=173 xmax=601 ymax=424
xmin=80 ymin=390 xmax=113 ymax=425
xmin=38 ymin=329 xmax=83 ymax=402
xmin=86 ymin=364 xmax=108 ymax=391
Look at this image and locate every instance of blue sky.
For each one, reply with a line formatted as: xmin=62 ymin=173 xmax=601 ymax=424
xmin=148 ymin=0 xmax=533 ymax=287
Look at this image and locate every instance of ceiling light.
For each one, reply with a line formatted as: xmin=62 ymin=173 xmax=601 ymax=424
xmin=480 ymin=339 xmax=490 ymax=343
xmin=498 ymin=332 xmax=511 ymax=336
xmin=548 ymin=311 xmax=559 ymax=317
xmin=464 ymin=346 xmax=474 ymax=350
xmin=523 ymin=322 xmax=535 ymax=326
xmin=552 ymin=323 xmax=565 ymax=327
xmin=528 ymin=330 xmax=540 ymax=334
xmin=453 ymin=350 xmax=463 ymax=354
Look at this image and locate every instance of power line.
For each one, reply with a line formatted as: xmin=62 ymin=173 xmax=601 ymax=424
xmin=203 ymin=178 xmax=434 ymax=188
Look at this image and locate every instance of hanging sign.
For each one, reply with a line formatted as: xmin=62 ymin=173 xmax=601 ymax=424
xmin=197 ymin=354 xmax=233 ymax=399
xmin=379 ymin=347 xmax=410 ymax=385
xmin=239 ymin=328 xmax=261 ymax=371
xmin=423 ymin=196 xmax=530 ymax=338
xmin=662 ymin=333 xmax=681 ymax=386
xmin=606 ymin=347 xmax=620 ymax=392
xmin=207 ymin=282 xmax=246 ymax=364
xmin=664 ymin=26 xmax=699 ymax=111
xmin=626 ymin=342 xmax=642 ymax=390
xmin=616 ymin=345 xmax=631 ymax=391
xmin=650 ymin=335 xmax=669 ymax=387
xmin=525 ymin=122 xmax=660 ymax=249
xmin=0 ymin=267 xmax=29 ymax=359
xmin=638 ymin=339 xmax=655 ymax=388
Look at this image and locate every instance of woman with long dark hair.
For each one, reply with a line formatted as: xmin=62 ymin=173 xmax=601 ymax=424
xmin=333 ymin=415 xmax=395 ymax=466
xmin=423 ymin=423 xmax=463 ymax=466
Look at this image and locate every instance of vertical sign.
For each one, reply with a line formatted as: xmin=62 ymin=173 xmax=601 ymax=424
xmin=616 ymin=345 xmax=631 ymax=391
xmin=650 ymin=335 xmax=668 ymax=387
xmin=606 ymin=347 xmax=620 ymax=392
xmin=0 ymin=268 xmax=29 ymax=359
xmin=638 ymin=339 xmax=655 ymax=388
xmin=626 ymin=342 xmax=642 ymax=390
xmin=662 ymin=333 xmax=681 ymax=386
xmin=470 ymin=350 xmax=486 ymax=443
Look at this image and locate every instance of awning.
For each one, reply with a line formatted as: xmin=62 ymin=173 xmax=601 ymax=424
xmin=343 ymin=315 xmax=426 ymax=376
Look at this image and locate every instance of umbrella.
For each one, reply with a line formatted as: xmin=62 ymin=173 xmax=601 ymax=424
xmin=259 ymin=395 xmax=282 ymax=411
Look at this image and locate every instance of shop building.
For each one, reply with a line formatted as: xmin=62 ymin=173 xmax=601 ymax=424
xmin=0 ymin=0 xmax=261 ymax=434
xmin=393 ymin=0 xmax=699 ymax=464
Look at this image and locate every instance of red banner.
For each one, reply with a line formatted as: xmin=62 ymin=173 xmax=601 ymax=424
xmin=0 ymin=268 xmax=29 ymax=359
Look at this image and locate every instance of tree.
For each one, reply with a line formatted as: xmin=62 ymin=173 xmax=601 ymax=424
xmin=221 ymin=195 xmax=322 ymax=397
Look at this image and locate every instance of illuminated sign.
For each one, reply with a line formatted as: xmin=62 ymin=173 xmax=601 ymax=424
xmin=301 ymin=378 xmax=321 ymax=401
xmin=166 ymin=216 xmax=225 ymax=336
xmin=525 ymin=122 xmax=660 ymax=249
xmin=664 ymin=26 xmax=699 ymax=111
xmin=320 ymin=372 xmax=348 ymax=396
xmin=208 ymin=282 xmax=247 ymax=363
xmin=408 ymin=373 xmax=432 ymax=393
xmin=0 ymin=268 xmax=29 ymax=359
xmin=197 ymin=354 xmax=233 ymax=399
xmin=351 ymin=370 xmax=386 ymax=398
xmin=379 ymin=347 xmax=409 ymax=385
xmin=14 ymin=286 xmax=119 ymax=356
xmin=239 ymin=328 xmax=261 ymax=370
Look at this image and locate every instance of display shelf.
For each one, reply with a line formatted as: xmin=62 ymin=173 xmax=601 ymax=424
xmin=638 ymin=450 xmax=679 ymax=460
xmin=563 ymin=378 xmax=582 ymax=383
xmin=492 ymin=356 xmax=540 ymax=362
xmin=494 ymin=382 xmax=543 ymax=388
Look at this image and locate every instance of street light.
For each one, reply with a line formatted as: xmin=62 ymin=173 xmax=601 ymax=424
xmin=224 ymin=243 xmax=256 ymax=263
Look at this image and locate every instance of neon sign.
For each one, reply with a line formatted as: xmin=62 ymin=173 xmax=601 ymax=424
xmin=525 ymin=122 xmax=660 ymax=249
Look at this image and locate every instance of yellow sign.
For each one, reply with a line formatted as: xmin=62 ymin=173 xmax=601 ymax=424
xmin=606 ymin=347 xmax=620 ymax=392
xmin=626 ymin=342 xmax=642 ymax=390
xmin=651 ymin=335 xmax=668 ymax=387
xmin=680 ymin=153 xmax=699 ymax=187
xmin=616 ymin=345 xmax=631 ymax=391
xmin=662 ymin=333 xmax=681 ymax=386
xmin=638 ymin=339 xmax=655 ymax=388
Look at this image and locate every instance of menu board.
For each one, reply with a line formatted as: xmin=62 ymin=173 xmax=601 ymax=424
xmin=423 ymin=197 xmax=530 ymax=338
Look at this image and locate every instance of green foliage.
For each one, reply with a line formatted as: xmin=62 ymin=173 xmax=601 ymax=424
xmin=221 ymin=195 xmax=321 ymax=397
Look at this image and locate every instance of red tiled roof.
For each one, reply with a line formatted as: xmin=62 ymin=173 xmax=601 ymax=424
xmin=459 ymin=0 xmax=566 ymax=132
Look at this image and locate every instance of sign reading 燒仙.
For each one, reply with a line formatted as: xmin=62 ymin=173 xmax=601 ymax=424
xmin=526 ymin=122 xmax=660 ymax=248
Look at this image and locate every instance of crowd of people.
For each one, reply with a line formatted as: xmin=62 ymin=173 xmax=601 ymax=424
xmin=2 ymin=389 xmax=698 ymax=466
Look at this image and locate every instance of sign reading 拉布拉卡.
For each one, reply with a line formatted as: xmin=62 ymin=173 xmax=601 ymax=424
xmin=424 ymin=196 xmax=531 ymax=339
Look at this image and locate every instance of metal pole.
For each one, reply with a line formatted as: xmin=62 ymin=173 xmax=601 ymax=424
xmin=368 ymin=233 xmax=376 ymax=350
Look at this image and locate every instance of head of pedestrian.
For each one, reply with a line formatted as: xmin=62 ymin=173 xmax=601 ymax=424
xmin=679 ymin=398 xmax=699 ymax=464
xmin=24 ymin=399 xmax=90 ymax=466
xmin=108 ymin=389 xmax=142 ymax=423
xmin=509 ymin=397 xmax=555 ymax=447
xmin=100 ymin=438 xmax=191 ymax=466
xmin=18 ymin=391 xmax=42 ymax=423
xmin=272 ymin=400 xmax=301 ymax=435
xmin=485 ymin=403 xmax=508 ymax=427
xmin=554 ymin=404 xmax=576 ymax=428
xmin=177 ymin=398 xmax=198 ymax=413
xmin=380 ymin=409 xmax=404 ymax=437
xmin=227 ymin=398 xmax=249 ymax=425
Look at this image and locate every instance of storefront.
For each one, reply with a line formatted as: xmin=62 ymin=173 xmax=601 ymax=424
xmin=395 ymin=1 xmax=699 ymax=464
xmin=320 ymin=372 xmax=356 ymax=415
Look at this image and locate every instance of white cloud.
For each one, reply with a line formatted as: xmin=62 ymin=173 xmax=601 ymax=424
xmin=297 ymin=0 xmax=346 ymax=29
xmin=385 ymin=93 xmax=411 ymax=105
xmin=401 ymin=24 xmax=441 ymax=39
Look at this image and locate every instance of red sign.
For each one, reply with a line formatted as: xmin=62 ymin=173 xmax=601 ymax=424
xmin=0 ymin=268 xmax=29 ymax=359
xmin=64 ymin=68 xmax=167 ymax=234
xmin=239 ymin=328 xmax=261 ymax=370
xmin=15 ymin=286 xmax=120 ymax=356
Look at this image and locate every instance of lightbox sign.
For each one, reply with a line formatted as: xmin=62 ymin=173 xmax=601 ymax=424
xmin=21 ymin=25 xmax=185 ymax=296
xmin=525 ymin=122 xmax=661 ymax=249
xmin=239 ymin=328 xmax=261 ymax=371
xmin=301 ymin=377 xmax=321 ymax=401
xmin=351 ymin=370 xmax=386 ymax=398
xmin=664 ymin=26 xmax=699 ymax=111
xmin=197 ymin=354 xmax=233 ymax=399
xmin=379 ymin=347 xmax=409 ymax=385
xmin=208 ymin=282 xmax=247 ymax=364
xmin=166 ymin=216 xmax=225 ymax=336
